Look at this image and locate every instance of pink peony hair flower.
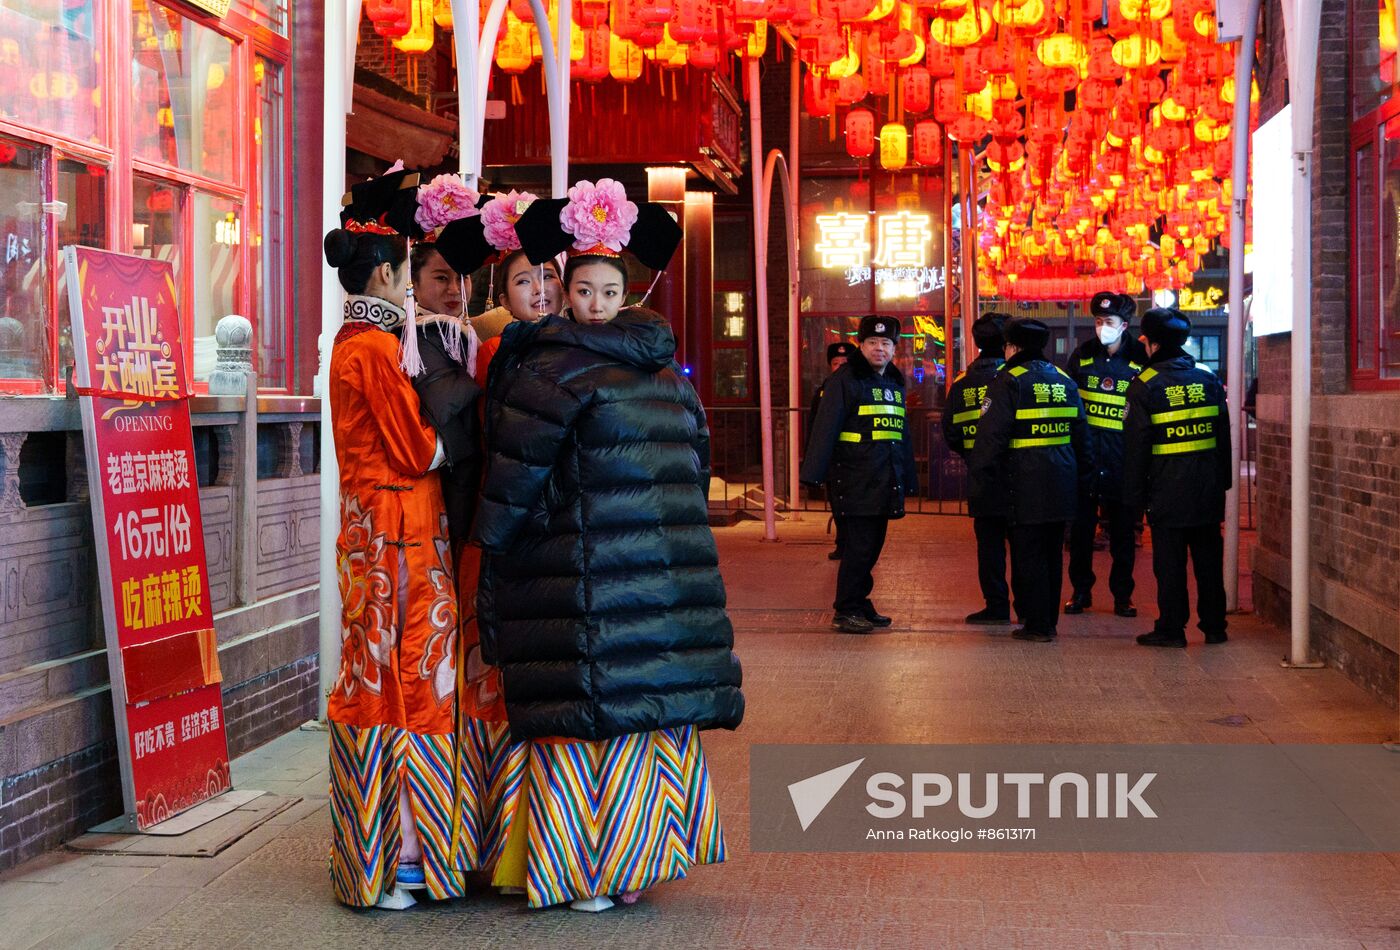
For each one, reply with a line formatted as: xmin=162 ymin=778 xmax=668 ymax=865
xmin=559 ymin=178 xmax=638 ymax=254
xmin=480 ymin=190 xmax=539 ymax=251
xmin=415 ymin=173 xmax=480 ymax=233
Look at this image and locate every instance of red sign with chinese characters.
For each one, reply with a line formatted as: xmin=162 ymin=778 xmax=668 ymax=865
xmin=65 ymin=247 xmax=231 ymax=830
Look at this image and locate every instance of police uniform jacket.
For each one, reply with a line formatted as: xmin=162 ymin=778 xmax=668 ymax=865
xmin=1064 ymin=335 xmax=1148 ymax=500
xmin=472 ymin=310 xmax=743 ymax=742
xmin=967 ymin=350 xmax=1093 ymax=525
xmin=1122 ymin=349 xmax=1232 ymax=527
xmin=800 ymin=349 xmax=919 ymax=519
xmin=941 ymin=353 xmax=1007 ymax=518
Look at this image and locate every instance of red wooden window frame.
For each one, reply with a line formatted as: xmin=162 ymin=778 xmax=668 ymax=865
xmin=1348 ymin=0 xmax=1400 ymax=390
xmin=0 ymin=0 xmax=293 ymax=394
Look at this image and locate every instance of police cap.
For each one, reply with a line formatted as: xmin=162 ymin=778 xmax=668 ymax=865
xmin=826 ymin=341 xmax=857 ymax=363
xmin=1004 ymin=317 xmax=1050 ymax=353
xmin=1140 ymin=307 xmax=1191 ymax=347
xmin=1090 ymin=291 xmax=1135 ymax=322
xmin=857 ymin=315 xmax=901 ymax=343
xmin=973 ymin=312 xmax=1008 ymax=352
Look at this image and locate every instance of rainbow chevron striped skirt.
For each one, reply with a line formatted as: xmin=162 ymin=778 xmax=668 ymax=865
xmin=484 ymin=724 xmax=728 ymax=908
xmin=329 ymin=719 xmax=726 ymax=909
xmin=330 ymin=720 xmax=511 ymax=907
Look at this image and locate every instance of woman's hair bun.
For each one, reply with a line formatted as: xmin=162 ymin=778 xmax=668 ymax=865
xmin=323 ymin=228 xmax=359 ymax=268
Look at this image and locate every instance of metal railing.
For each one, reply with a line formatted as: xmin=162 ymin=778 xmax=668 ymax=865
xmin=706 ymin=406 xmax=967 ymax=516
xmin=705 ymin=404 xmax=1258 ymax=527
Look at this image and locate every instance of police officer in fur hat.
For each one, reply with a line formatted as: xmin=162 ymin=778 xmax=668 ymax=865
xmin=942 ymin=312 xmax=1015 ymax=624
xmin=1123 ymin=308 xmax=1232 ymax=647
xmin=801 ymin=316 xmax=918 ymax=634
xmin=1064 ymin=292 xmax=1150 ymax=618
xmin=810 ymin=340 xmax=859 ymax=560
xmin=968 ymin=318 xmax=1093 ymax=642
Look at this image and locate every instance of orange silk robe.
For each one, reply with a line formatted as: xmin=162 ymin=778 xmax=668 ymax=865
xmin=329 ymin=321 xmax=457 ymax=737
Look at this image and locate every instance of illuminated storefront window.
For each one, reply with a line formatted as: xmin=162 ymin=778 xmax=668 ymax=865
xmin=799 ymin=173 xmax=948 ymax=408
xmin=0 ymin=0 xmax=294 ymax=393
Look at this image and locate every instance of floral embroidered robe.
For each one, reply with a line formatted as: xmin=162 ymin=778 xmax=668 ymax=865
xmin=325 ymin=295 xmax=464 ymax=906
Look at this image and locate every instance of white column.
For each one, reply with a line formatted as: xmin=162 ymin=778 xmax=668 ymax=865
xmin=1223 ymin=0 xmax=1262 ymax=612
xmin=318 ymin=0 xmax=352 ymax=720
xmin=746 ymin=56 xmax=778 ymax=541
xmin=453 ymin=0 xmax=480 ymax=186
xmin=1281 ymin=0 xmax=1322 ymax=668
xmin=787 ymin=56 xmax=802 ymax=521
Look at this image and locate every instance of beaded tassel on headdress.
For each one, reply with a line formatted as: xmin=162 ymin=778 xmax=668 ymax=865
xmin=400 ymin=284 xmax=425 ymax=377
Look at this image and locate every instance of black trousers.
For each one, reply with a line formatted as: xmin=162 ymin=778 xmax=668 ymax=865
xmin=1009 ymin=522 xmax=1066 ymax=635
xmin=972 ymin=515 xmax=1012 ymax=615
xmin=1068 ymin=494 xmax=1136 ymax=604
xmin=1151 ymin=522 xmax=1227 ymax=638
xmin=834 ymin=515 xmax=889 ymax=615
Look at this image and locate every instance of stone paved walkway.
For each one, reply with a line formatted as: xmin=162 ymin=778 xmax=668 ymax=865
xmin=2 ymin=517 xmax=1396 ymax=950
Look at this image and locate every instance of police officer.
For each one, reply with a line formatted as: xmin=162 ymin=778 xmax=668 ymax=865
xmin=811 ymin=340 xmax=858 ymax=560
xmin=968 ymin=318 xmax=1092 ymax=642
xmin=801 ymin=316 xmax=918 ymax=634
xmin=942 ymin=312 xmax=1014 ymax=624
xmin=1123 ymin=308 xmax=1232 ymax=647
xmin=1064 ymin=291 xmax=1149 ymax=618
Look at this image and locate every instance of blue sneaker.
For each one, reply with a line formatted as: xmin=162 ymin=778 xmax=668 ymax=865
xmin=396 ymin=863 xmax=426 ymax=888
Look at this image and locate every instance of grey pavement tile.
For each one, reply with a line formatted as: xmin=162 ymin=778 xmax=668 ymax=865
xmin=23 ymin=883 xmax=200 ymax=950
xmin=4 ymin=517 xmax=1397 ymax=948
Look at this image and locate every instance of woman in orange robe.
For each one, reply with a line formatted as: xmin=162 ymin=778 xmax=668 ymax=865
xmin=324 ymin=173 xmax=464 ymax=908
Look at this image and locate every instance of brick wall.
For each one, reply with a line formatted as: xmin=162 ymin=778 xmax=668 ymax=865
xmin=0 ymin=649 xmax=319 ymax=872
xmin=1252 ymin=0 xmax=1400 ymax=708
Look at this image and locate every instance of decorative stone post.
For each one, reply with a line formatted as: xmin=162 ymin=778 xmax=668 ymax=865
xmin=208 ymin=315 xmax=254 ymax=396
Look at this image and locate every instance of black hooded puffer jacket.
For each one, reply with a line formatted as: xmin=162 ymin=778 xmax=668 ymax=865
xmin=472 ymin=309 xmax=744 ymax=742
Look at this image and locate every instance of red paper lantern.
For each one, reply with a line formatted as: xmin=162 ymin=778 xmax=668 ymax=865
xmin=573 ymin=24 xmax=610 ymax=80
xmin=925 ymin=38 xmax=956 ymax=76
xmin=901 ymin=66 xmax=931 ymax=113
xmin=866 ymin=55 xmax=893 ymax=96
xmin=365 ymin=0 xmax=411 ymax=37
xmin=948 ymin=113 xmax=988 ymax=142
xmin=913 ymin=119 xmax=943 ymax=165
xmin=845 ymin=107 xmax=875 ymax=158
xmin=805 ymin=71 xmax=838 ymax=117
xmin=576 ymin=0 xmax=610 ymax=27
xmin=835 ymin=72 xmax=868 ymax=104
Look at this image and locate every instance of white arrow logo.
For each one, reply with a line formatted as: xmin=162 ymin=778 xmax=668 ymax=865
xmin=787 ymin=758 xmax=865 ymax=831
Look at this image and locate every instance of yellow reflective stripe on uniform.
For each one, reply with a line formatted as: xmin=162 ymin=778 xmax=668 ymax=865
xmin=858 ymin=403 xmax=905 ymax=416
xmin=1138 ymin=367 xmax=1158 ymax=383
xmin=872 ymin=430 xmax=903 ymax=440
xmin=1054 ymin=366 xmax=1071 ymax=379
xmin=1079 ymin=390 xmax=1127 ymax=405
xmin=1015 ymin=407 xmax=1079 ymax=419
xmin=964 ymin=438 xmax=975 ymax=448
xmin=1128 ymin=362 xmax=1143 ymax=371
xmin=1087 ymin=416 xmax=1125 ymax=431
xmin=838 ymin=432 xmax=861 ymax=442
xmin=1008 ymin=366 xmax=1029 ymax=377
xmin=1153 ymin=437 xmax=1217 ymax=455
xmin=951 ymin=409 xmax=981 ymax=424
xmin=1149 ymin=405 xmax=1220 ymax=425
xmin=1010 ymin=435 xmax=1072 ymax=448
xmin=1078 ymin=357 xmax=1095 ymax=367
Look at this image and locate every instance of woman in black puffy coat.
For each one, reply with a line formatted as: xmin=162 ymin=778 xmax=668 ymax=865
xmin=474 ymin=301 xmax=744 ymax=738
xmin=468 ymin=181 xmax=743 ymax=912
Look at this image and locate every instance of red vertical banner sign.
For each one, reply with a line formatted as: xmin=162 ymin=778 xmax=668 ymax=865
xmin=65 ymin=247 xmax=232 ymax=830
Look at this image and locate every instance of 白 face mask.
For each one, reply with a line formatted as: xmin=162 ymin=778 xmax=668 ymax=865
xmin=1097 ymin=324 xmax=1124 ymax=347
